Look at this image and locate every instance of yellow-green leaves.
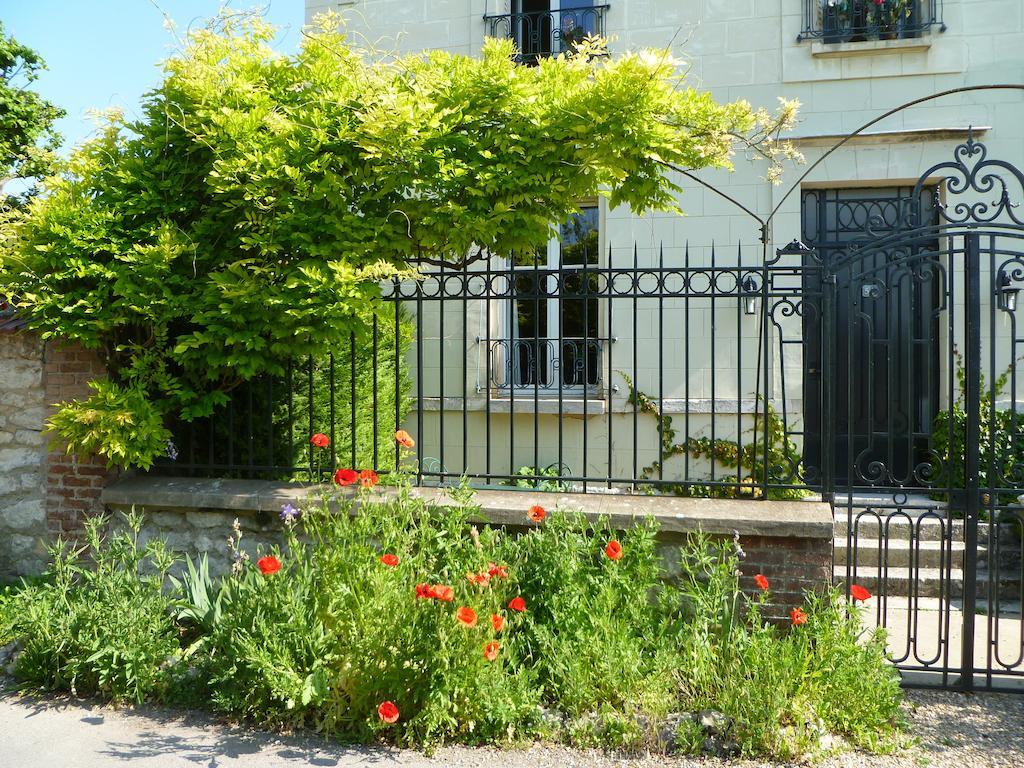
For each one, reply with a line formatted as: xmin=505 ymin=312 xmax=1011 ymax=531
xmin=0 ymin=11 xmax=798 ymax=468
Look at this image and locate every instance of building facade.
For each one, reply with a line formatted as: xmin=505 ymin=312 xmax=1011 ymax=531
xmin=301 ymin=0 xmax=1024 ymax=495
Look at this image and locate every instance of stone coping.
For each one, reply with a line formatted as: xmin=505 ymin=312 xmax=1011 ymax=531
xmin=102 ymin=477 xmax=833 ymax=540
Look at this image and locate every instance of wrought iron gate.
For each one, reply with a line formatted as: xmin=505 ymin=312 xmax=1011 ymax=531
xmin=816 ymin=138 xmax=1024 ymax=691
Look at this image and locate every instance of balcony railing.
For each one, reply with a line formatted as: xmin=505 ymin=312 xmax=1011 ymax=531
xmin=798 ymin=0 xmax=944 ymax=43
xmin=490 ymin=337 xmax=605 ymax=391
xmin=484 ymin=5 xmax=610 ymax=64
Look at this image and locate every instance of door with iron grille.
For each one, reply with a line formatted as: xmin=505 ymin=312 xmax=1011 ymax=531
xmin=814 ymin=138 xmax=1024 ymax=691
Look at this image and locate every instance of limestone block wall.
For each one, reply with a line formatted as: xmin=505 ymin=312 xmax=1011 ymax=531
xmin=0 ymin=331 xmax=48 ymax=579
xmin=0 ymin=330 xmax=112 ymax=580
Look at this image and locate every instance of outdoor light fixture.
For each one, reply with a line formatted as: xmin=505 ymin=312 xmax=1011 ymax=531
xmin=776 ymin=238 xmax=814 ymax=259
xmin=742 ymin=275 xmax=759 ymax=316
xmin=998 ymin=270 xmax=1020 ymax=313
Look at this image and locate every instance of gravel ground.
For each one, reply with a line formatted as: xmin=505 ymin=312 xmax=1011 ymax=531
xmin=0 ymin=684 xmax=1021 ymax=767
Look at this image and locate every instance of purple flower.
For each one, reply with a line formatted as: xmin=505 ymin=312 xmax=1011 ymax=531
xmin=280 ymin=503 xmax=299 ymax=523
xmin=165 ymin=440 xmax=179 ymax=461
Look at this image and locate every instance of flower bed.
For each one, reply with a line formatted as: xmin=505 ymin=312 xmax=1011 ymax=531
xmin=0 ymin=436 xmax=907 ymax=760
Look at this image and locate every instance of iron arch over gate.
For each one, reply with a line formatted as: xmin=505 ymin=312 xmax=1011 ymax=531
xmin=817 ymin=137 xmax=1024 ymax=691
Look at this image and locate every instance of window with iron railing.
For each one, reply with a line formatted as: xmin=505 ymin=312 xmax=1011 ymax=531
xmin=483 ymin=2 xmax=610 ymax=64
xmin=798 ymin=0 xmax=944 ymax=43
xmin=497 ymin=202 xmax=603 ymax=392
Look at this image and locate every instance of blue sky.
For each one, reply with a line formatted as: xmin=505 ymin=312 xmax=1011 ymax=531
xmin=3 ymin=1 xmax=303 ymax=153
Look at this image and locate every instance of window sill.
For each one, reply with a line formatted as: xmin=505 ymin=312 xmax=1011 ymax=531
xmin=810 ymin=36 xmax=932 ymax=58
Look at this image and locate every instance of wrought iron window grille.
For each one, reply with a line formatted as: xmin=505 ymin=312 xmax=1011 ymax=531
xmin=798 ymin=0 xmax=944 ymax=43
xmin=483 ymin=3 xmax=610 ymax=64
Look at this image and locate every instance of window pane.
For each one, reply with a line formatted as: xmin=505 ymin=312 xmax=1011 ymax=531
xmin=560 ymin=205 xmax=599 ymax=265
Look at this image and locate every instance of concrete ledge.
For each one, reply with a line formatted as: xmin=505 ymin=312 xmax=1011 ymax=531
xmin=810 ymin=37 xmax=931 ymax=58
xmin=102 ymin=476 xmax=833 ymax=540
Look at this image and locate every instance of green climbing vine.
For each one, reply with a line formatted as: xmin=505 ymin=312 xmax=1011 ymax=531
xmin=619 ymin=372 xmax=810 ymax=500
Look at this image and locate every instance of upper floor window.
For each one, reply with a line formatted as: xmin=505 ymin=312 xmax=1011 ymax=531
xmin=798 ymin=0 xmax=943 ymax=44
xmin=484 ymin=2 xmax=610 ymax=65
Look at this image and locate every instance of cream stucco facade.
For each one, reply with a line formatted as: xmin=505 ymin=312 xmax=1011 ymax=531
xmin=305 ymin=0 xmax=1024 ymax=491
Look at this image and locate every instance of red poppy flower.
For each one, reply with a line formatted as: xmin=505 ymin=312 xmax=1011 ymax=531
xmin=754 ymin=574 xmax=769 ymax=591
xmin=456 ymin=606 xmax=478 ymax=627
xmin=359 ymin=469 xmax=379 ymax=489
xmin=333 ymin=468 xmax=358 ymax=486
xmin=484 ymin=641 xmax=500 ymax=662
xmin=604 ymin=540 xmax=623 ymax=560
xmin=508 ymin=596 xmax=526 ymax=613
xmin=377 ymin=701 xmax=399 ymax=724
xmin=257 ymin=555 xmax=281 ymax=576
xmin=310 ymin=433 xmax=330 ymax=448
xmin=415 ymin=582 xmax=431 ymax=599
xmin=380 ymin=553 xmax=399 ymax=567
xmin=527 ymin=505 xmax=546 ymax=523
xmin=431 ymin=584 xmax=454 ymax=602
xmin=790 ymin=607 xmax=808 ymax=626
xmin=487 ymin=562 xmax=509 ymax=579
xmin=466 ymin=571 xmax=491 ymax=587
xmin=490 ymin=613 xmax=504 ymax=632
xmin=395 ymin=430 xmax=415 ymax=449
xmin=850 ymin=584 xmax=872 ymax=602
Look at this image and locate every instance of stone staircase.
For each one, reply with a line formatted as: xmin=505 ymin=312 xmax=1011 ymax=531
xmin=833 ymin=509 xmax=1022 ymax=600
xmin=833 ymin=513 xmax=967 ymax=598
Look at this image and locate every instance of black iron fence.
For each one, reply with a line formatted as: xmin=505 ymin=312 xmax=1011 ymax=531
xmin=798 ymin=0 xmax=944 ymax=43
xmin=484 ymin=4 xmax=610 ymax=64
xmin=153 ymin=243 xmax=822 ymax=499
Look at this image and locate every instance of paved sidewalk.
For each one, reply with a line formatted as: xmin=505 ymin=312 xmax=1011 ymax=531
xmin=1 ymin=685 xmax=1022 ymax=768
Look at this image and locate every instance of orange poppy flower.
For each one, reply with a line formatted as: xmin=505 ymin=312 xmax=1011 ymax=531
xmin=359 ymin=469 xmax=379 ymax=488
xmin=333 ymin=468 xmax=358 ymax=486
xmin=508 ymin=596 xmax=526 ymax=613
xmin=431 ymin=584 xmax=454 ymax=602
xmin=850 ymin=584 xmax=872 ymax=602
xmin=377 ymin=701 xmax=399 ymax=724
xmin=604 ymin=540 xmax=623 ymax=560
xmin=456 ymin=606 xmax=478 ymax=627
xmin=257 ymin=555 xmax=281 ymax=576
xmin=484 ymin=641 xmax=500 ymax=662
xmin=490 ymin=613 xmax=504 ymax=632
xmin=754 ymin=574 xmax=769 ymax=591
xmin=487 ymin=562 xmax=509 ymax=579
xmin=380 ymin=553 xmax=399 ymax=567
xmin=415 ymin=583 xmax=431 ymax=599
xmin=527 ymin=505 xmax=546 ymax=523
xmin=466 ymin=571 xmax=491 ymax=587
xmin=395 ymin=430 xmax=415 ymax=449
xmin=790 ymin=607 xmax=808 ymax=626
xmin=310 ymin=433 xmax=330 ymax=448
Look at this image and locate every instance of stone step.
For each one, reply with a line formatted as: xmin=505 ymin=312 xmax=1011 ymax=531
xmin=834 ymin=566 xmax=963 ymax=599
xmin=833 ymin=537 xmax=966 ymax=569
xmin=834 ymin=515 xmax=965 ymax=543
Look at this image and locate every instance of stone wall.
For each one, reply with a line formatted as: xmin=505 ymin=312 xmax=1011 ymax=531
xmin=102 ymin=477 xmax=835 ymax=620
xmin=0 ymin=331 xmax=48 ymax=579
xmin=0 ymin=332 xmax=112 ymax=580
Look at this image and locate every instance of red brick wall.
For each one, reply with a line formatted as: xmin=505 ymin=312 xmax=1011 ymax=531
xmin=43 ymin=342 xmax=114 ymax=540
xmin=739 ymin=534 xmax=834 ymax=621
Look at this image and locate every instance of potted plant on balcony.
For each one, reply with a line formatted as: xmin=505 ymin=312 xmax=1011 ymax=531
xmin=877 ymin=0 xmax=913 ymax=40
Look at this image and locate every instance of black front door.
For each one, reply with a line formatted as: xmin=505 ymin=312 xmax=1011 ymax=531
xmin=802 ymin=187 xmax=941 ymax=486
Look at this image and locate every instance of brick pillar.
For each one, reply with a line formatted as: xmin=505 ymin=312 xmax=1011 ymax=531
xmin=43 ymin=342 xmax=114 ymax=540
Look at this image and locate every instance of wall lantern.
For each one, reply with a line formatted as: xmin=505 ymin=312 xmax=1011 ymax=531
xmin=776 ymin=238 xmax=815 ymax=259
xmin=742 ymin=275 xmax=759 ymax=316
xmin=998 ymin=270 xmax=1019 ymax=313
